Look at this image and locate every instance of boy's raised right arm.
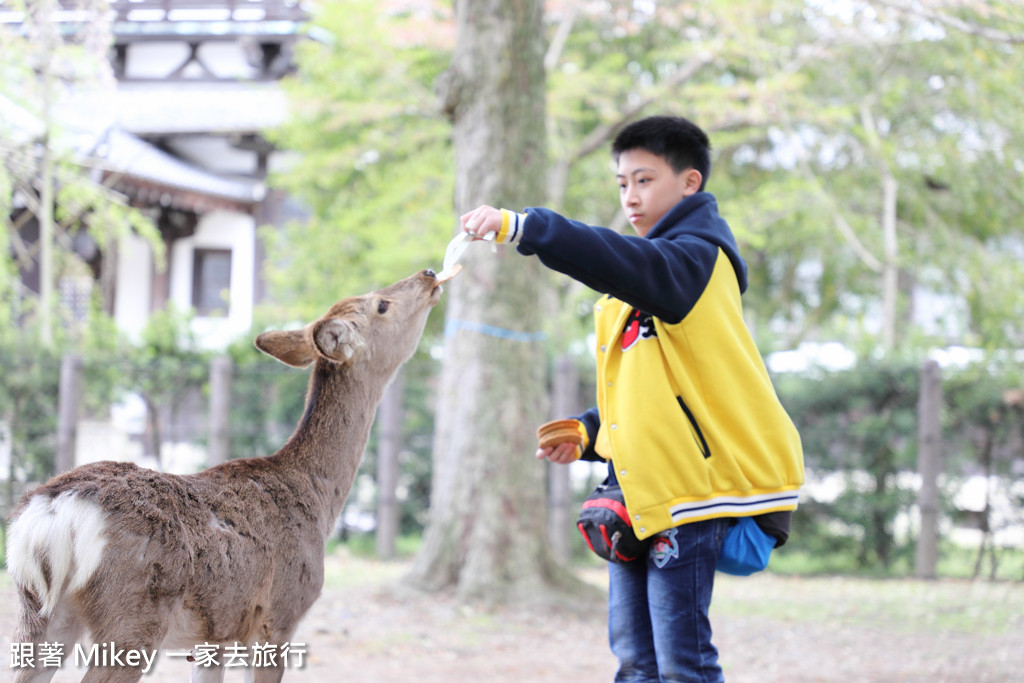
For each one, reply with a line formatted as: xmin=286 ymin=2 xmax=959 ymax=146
xmin=458 ymin=203 xmax=721 ymax=325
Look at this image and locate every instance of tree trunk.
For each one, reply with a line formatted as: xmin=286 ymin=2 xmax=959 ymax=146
xmin=881 ymin=173 xmax=899 ymax=350
xmin=37 ymin=0 xmax=57 ymax=348
xmin=376 ymin=369 xmax=404 ymax=560
xmin=56 ymin=354 xmax=83 ymax=474
xmin=144 ymin=396 xmax=163 ymax=470
xmin=408 ymin=0 xmax=575 ymax=602
xmin=548 ymin=354 xmax=579 ymax=563
xmin=972 ymin=429 xmax=995 ymax=579
xmin=914 ymin=359 xmax=941 ymax=580
xmin=208 ymin=355 xmax=233 ymax=468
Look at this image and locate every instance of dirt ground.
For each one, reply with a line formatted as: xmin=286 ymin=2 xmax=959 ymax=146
xmin=2 ymin=551 xmax=1022 ymax=682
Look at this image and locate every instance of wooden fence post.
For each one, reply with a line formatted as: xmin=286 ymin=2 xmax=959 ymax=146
xmin=56 ymin=353 xmax=83 ymax=474
xmin=208 ymin=355 xmax=233 ymax=468
xmin=376 ymin=368 xmax=404 ymax=559
xmin=548 ymin=355 xmax=579 ymax=563
xmin=915 ymin=358 xmax=942 ymax=579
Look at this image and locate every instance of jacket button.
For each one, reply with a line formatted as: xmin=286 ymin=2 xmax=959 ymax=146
xmin=600 ymin=345 xmax=607 ymax=353
xmin=610 ymin=423 xmax=618 ymax=430
xmin=619 ymin=469 xmax=627 ymax=477
xmin=639 ymin=527 xmax=646 ymax=534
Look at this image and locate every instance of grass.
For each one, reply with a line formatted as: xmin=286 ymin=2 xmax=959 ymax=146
xmin=712 ymin=572 xmax=1024 ymax=637
xmin=326 ymin=531 xmax=422 ymax=560
xmin=313 ymin=539 xmax=1024 ymax=639
xmin=322 ymin=546 xmax=408 ymax=589
xmin=937 ymin=544 xmax=1024 ymax=580
xmin=767 ymin=543 xmax=1024 ymax=581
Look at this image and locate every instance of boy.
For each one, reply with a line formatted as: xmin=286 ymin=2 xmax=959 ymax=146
xmin=460 ymin=115 xmax=804 ymax=682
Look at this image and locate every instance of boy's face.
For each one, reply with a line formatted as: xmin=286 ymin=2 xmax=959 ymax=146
xmin=616 ymin=148 xmax=702 ymax=237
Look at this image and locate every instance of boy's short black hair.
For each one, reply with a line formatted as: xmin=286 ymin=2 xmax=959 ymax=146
xmin=611 ymin=115 xmax=711 ymax=191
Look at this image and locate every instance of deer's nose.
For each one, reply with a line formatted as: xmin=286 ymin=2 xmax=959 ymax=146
xmin=424 ymin=268 xmax=437 ymax=278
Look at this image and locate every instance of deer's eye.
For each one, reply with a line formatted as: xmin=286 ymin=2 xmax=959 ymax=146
xmin=377 ymin=299 xmax=390 ymax=314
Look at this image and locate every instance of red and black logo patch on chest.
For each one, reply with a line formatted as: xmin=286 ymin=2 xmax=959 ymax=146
xmin=621 ymin=309 xmax=657 ymax=351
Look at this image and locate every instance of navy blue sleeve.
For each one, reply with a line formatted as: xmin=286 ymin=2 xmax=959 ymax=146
xmin=516 ymin=207 xmax=720 ymax=324
xmin=573 ymin=407 xmax=604 ymax=462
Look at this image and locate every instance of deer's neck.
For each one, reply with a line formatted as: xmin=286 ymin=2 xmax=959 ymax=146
xmin=274 ymin=362 xmax=389 ymax=528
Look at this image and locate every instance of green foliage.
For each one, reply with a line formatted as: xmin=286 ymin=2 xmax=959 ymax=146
xmin=1 ymin=0 xmax=161 ymax=344
xmin=546 ymin=1 xmax=1024 ymax=353
xmin=76 ymin=301 xmax=132 ymax=413
xmin=775 ymin=352 xmax=1024 ymax=578
xmin=0 ymin=335 xmax=60 ymax=484
xmin=224 ymin=332 xmax=310 ymax=460
xmin=781 ymin=1 xmax=1024 ymax=350
xmin=940 ymin=358 xmax=1024 ymax=578
xmin=0 ymin=304 xmax=211 ymax=493
xmin=265 ymin=0 xmax=454 ymax=322
xmin=255 ymin=0 xmax=456 ymax=534
xmin=121 ymin=306 xmax=209 ymax=465
xmin=778 ymin=358 xmax=925 ymax=573
xmin=127 ymin=305 xmax=207 ymax=380
xmin=778 ymin=358 xmax=920 ymax=469
xmin=357 ymin=353 xmax=440 ymax=534
xmin=0 ymin=299 xmax=136 ymax=491
xmin=265 ymin=0 xmax=1024 ymax=356
xmin=223 ymin=331 xmax=441 ymax=537
xmin=778 ymin=358 xmax=921 ymax=571
xmin=940 ymin=359 xmax=1024 ymax=503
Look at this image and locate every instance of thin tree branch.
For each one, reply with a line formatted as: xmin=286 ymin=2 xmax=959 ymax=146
xmin=543 ymin=6 xmax=576 ymax=71
xmin=6 ymin=215 xmax=36 ymax=268
xmin=875 ymin=0 xmax=1024 ymax=44
xmin=801 ymin=161 xmax=885 ymax=274
xmin=569 ymin=52 xmax=714 ymax=162
xmin=774 ymin=98 xmax=884 ymax=273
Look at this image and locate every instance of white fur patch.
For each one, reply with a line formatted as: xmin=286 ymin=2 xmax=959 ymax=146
xmin=7 ymin=492 xmax=107 ymax=616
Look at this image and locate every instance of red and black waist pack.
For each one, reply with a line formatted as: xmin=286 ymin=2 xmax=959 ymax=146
xmin=576 ymin=481 xmax=648 ymax=563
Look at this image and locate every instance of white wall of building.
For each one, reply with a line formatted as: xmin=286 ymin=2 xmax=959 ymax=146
xmin=114 ymin=231 xmax=155 ymax=342
xmin=170 ymin=209 xmax=256 ymax=350
xmin=122 ymin=40 xmax=261 ymax=81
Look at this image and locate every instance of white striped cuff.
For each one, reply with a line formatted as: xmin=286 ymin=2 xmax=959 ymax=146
xmin=497 ymin=209 xmax=527 ymax=245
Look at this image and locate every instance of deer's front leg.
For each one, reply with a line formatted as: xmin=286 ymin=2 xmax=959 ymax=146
xmin=191 ymin=662 xmax=227 ymax=683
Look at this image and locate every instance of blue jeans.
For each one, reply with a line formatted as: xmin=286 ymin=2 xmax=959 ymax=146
xmin=608 ymin=518 xmax=730 ymax=683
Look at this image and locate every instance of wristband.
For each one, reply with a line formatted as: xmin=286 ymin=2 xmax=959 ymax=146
xmin=497 ymin=209 xmax=527 ymax=245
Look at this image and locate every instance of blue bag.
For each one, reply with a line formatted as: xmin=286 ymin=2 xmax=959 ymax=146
xmin=717 ymin=516 xmax=777 ymax=576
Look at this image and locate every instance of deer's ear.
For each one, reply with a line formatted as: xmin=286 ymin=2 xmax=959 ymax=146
xmin=313 ymin=319 xmax=366 ymax=364
xmin=254 ymin=329 xmax=316 ymax=368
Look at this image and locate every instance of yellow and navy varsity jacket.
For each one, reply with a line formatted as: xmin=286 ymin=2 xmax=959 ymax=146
xmin=516 ymin=193 xmax=804 ymax=541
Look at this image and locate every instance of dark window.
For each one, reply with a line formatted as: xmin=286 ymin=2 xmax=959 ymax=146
xmin=192 ymin=248 xmax=232 ymax=315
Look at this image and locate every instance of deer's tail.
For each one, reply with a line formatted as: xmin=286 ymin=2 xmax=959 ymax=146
xmin=7 ymin=491 xmax=108 ymax=617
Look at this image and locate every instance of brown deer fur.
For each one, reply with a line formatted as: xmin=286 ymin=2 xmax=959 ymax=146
xmin=6 ymin=270 xmax=444 ymax=682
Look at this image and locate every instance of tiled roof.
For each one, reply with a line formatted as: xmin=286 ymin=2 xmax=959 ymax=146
xmin=1 ymin=1 xmax=309 ymax=38
xmin=89 ymin=127 xmax=265 ymax=209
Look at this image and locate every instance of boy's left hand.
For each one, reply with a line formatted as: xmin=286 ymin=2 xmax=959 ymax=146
xmin=536 ymin=443 xmax=580 ymax=464
xmin=535 ymin=419 xmax=584 ymax=464
xmin=459 ymin=205 xmax=502 ymax=239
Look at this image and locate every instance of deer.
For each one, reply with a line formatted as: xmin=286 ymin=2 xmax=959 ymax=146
xmin=6 ymin=269 xmax=447 ymax=682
